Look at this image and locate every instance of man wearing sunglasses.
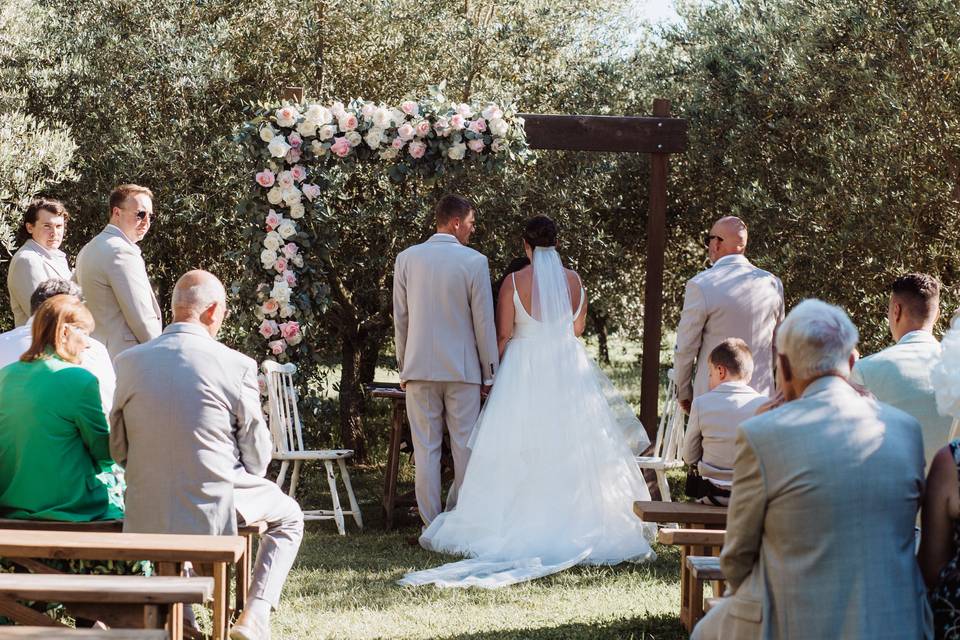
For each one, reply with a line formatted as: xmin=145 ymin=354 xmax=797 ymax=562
xmin=75 ymin=184 xmax=162 ymax=359
xmin=674 ymin=216 xmax=784 ymax=414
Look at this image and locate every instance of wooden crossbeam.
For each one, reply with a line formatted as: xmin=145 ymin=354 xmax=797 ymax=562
xmin=518 ymin=113 xmax=687 ymax=154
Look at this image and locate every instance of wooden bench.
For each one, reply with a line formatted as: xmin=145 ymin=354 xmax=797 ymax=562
xmin=657 ymin=528 xmax=726 ymax=630
xmin=633 ymin=500 xmax=728 ymax=528
xmin=686 ymin=555 xmax=726 ymax=628
xmin=0 ymin=518 xmax=265 ymax=615
xmin=0 ymin=529 xmax=245 ymax=640
xmin=0 ymin=629 xmax=167 ymax=639
xmin=0 ymin=574 xmax=212 ymax=639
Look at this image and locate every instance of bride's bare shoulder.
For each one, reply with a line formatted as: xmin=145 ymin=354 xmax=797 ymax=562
xmin=564 ymin=268 xmax=583 ymax=287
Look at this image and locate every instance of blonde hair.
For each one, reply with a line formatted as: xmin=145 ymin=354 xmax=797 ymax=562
xmin=20 ymin=295 xmax=94 ymax=364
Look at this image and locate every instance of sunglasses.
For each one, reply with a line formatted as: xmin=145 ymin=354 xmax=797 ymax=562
xmin=134 ymin=209 xmax=152 ymax=221
xmin=703 ymin=234 xmax=723 ymax=246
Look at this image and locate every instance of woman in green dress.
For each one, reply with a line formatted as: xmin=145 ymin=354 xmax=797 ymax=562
xmin=0 ymin=293 xmax=123 ymax=521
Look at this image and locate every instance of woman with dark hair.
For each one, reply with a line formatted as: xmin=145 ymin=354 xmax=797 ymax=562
xmin=7 ymin=198 xmax=72 ymax=326
xmin=0 ymin=294 xmax=122 ymax=521
xmin=402 ymin=215 xmax=656 ymax=588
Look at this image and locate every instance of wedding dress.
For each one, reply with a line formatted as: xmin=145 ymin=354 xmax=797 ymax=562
xmin=399 ymin=246 xmax=657 ymax=589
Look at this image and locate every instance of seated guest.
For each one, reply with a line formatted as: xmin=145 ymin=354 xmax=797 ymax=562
xmin=111 ymin=270 xmax=303 ymax=640
xmin=851 ymin=272 xmax=951 ymax=472
xmin=682 ymin=338 xmax=767 ymax=505
xmin=920 ymin=441 xmax=960 ymax=639
xmin=693 ymin=299 xmax=931 ymax=640
xmin=0 ymin=294 xmax=123 ymax=521
xmin=0 ymin=278 xmax=115 ymax=412
xmin=7 ymin=198 xmax=72 ymax=327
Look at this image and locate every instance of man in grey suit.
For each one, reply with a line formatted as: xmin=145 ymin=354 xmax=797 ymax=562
xmin=675 ymin=217 xmax=784 ymax=413
xmin=393 ymin=194 xmax=499 ymax=527
xmin=111 ymin=270 xmax=303 ymax=640
xmin=75 ymin=184 xmax=162 ymax=359
xmin=693 ymin=299 xmax=932 ymax=640
xmin=850 ymin=272 xmax=951 ymax=472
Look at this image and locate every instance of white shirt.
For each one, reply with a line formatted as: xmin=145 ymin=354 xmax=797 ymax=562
xmin=0 ymin=318 xmax=117 ymax=413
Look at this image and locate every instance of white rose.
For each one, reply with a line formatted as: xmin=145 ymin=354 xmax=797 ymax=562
xmin=275 ymin=106 xmax=300 ymax=128
xmin=396 ymin=122 xmax=415 ymax=141
xmin=305 ymin=104 xmax=332 ymax=124
xmin=277 ymin=171 xmax=295 ymax=189
xmin=260 ymin=249 xmax=277 ymax=268
xmin=267 ymin=187 xmax=283 ymax=205
xmin=280 ymin=304 xmax=296 ymax=319
xmin=360 ymin=102 xmax=376 ymax=119
xmin=263 ymin=233 xmax=281 ymax=252
xmin=267 ymin=135 xmax=291 ymax=158
xmin=282 ymin=186 xmax=302 ymax=205
xmin=289 ymin=202 xmax=305 ymax=218
xmin=372 ymin=107 xmax=392 ymax=129
xmin=286 ymin=332 xmax=303 ymax=346
xmin=364 ymin=128 xmax=384 ymax=149
xmin=457 ymin=103 xmax=473 ymax=117
xmin=330 ymin=101 xmax=346 ymax=118
xmin=346 ymin=131 xmax=362 ymax=147
xmin=271 ymin=280 xmax=292 ymax=303
xmin=277 ymin=220 xmax=297 ymax=239
xmin=482 ymin=104 xmax=503 ymax=120
xmin=292 ymin=254 xmax=304 ymax=268
xmin=311 ymin=140 xmax=327 ymax=156
xmin=318 ymin=125 xmax=336 ymax=141
xmin=447 ymin=142 xmax=467 ymax=160
xmin=379 ymin=147 xmax=399 ymax=160
xmin=297 ymin=120 xmax=317 ymax=137
xmin=259 ymin=124 xmax=277 ymax=142
xmin=489 ymin=117 xmax=509 ymax=137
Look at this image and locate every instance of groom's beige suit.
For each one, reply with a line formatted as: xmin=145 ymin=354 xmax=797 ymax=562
xmin=393 ymin=233 xmax=499 ymax=525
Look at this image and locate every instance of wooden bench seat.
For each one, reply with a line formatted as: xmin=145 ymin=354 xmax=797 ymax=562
xmin=657 ymin=528 xmax=726 ymax=547
xmin=634 ymin=500 xmax=728 ymax=527
xmin=0 ymin=629 xmax=167 ymax=639
xmin=686 ymin=555 xmax=726 ymax=628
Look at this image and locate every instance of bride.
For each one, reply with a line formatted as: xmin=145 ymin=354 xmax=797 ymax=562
xmin=399 ymin=215 xmax=657 ymax=589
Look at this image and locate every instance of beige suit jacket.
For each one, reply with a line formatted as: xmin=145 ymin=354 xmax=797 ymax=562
xmin=110 ymin=323 xmax=275 ymax=536
xmin=698 ymin=377 xmax=932 ymax=640
xmin=393 ymin=234 xmax=498 ymax=384
xmin=674 ymin=254 xmax=783 ymax=402
xmin=74 ymin=225 xmax=162 ymax=359
xmin=7 ymin=239 xmax=72 ymax=326
xmin=682 ymin=381 xmax=767 ymax=483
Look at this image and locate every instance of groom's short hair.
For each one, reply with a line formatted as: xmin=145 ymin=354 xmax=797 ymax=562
xmin=435 ymin=194 xmax=474 ymax=227
xmin=890 ymin=272 xmax=940 ymax=321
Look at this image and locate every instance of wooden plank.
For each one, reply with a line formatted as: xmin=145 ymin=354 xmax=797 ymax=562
xmin=0 ymin=529 xmax=245 ymax=563
xmin=0 ymin=629 xmax=166 ymax=639
xmin=640 ymin=98 xmax=672 ymax=436
xmin=687 ymin=555 xmax=724 ymax=581
xmin=0 ymin=519 xmax=123 ymax=533
xmin=0 ymin=595 xmax=65 ymax=627
xmin=518 ymin=113 xmax=687 ymax=154
xmin=634 ymin=500 xmax=727 ymax=526
xmin=0 ymin=575 xmax=213 ymax=604
xmin=657 ymin=528 xmax=726 ymax=546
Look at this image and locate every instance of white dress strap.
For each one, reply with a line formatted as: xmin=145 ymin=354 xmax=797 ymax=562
xmin=572 ymin=273 xmax=586 ymax=318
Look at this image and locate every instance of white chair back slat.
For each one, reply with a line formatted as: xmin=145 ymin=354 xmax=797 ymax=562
xmin=262 ymin=361 xmax=303 ymax=455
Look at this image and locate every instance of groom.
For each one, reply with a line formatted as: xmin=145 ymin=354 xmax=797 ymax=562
xmin=393 ymin=194 xmax=499 ymax=530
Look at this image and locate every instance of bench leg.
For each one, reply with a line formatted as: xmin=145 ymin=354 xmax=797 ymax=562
xmin=168 ymin=602 xmax=184 ymax=640
xmin=325 ymin=459 xmax=347 ymax=535
xmin=213 ymin=562 xmax=229 ymax=640
xmin=235 ymin=531 xmax=254 ymax=615
xmin=689 ymin=573 xmax=705 ymax=630
xmin=338 ymin=457 xmax=363 ymax=529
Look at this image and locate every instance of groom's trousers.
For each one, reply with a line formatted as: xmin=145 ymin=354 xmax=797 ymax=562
xmin=405 ymin=381 xmax=481 ymax=525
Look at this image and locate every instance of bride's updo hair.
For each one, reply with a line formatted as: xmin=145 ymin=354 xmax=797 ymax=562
xmin=523 ymin=215 xmax=558 ymax=248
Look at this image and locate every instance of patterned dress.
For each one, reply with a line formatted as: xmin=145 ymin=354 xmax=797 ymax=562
xmin=931 ymin=440 xmax=960 ymax=639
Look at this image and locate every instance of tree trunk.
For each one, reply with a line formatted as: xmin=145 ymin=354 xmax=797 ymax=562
xmin=596 ymin=313 xmax=611 ymax=366
xmin=339 ymin=337 xmax=369 ymax=462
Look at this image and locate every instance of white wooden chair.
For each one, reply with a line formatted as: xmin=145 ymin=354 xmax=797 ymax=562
xmin=261 ymin=360 xmax=363 ymax=535
xmin=635 ymin=368 xmax=687 ymax=502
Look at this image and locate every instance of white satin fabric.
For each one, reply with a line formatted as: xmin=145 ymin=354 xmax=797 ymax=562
xmin=399 ymin=247 xmax=656 ymax=589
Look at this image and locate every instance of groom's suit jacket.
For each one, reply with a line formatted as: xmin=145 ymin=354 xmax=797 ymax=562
xmin=393 ymin=233 xmax=498 ymax=384
xmin=693 ymin=376 xmax=932 ymax=640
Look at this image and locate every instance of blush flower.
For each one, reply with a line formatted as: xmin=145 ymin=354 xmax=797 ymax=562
xmin=268 ymin=339 xmax=287 ymax=355
xmin=331 ymin=136 xmax=351 ymax=157
xmin=409 ymin=141 xmax=427 ymax=159
xmin=255 ymin=170 xmax=276 ymax=188
xmin=259 ymin=319 xmax=279 ymax=339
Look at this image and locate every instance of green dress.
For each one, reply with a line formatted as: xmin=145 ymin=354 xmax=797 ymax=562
xmin=0 ymin=355 xmax=124 ymax=521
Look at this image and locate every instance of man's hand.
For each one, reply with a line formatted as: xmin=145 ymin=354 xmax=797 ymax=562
xmin=481 ymin=384 xmax=492 ymax=398
xmin=399 ymin=381 xmax=407 ymax=391
xmin=679 ymin=399 xmax=692 ymax=414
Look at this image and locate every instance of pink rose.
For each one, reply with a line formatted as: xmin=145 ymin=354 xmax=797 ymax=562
xmin=397 ymin=122 xmax=415 ymax=141
xmin=290 ymin=165 xmax=307 ymax=182
xmin=468 ymin=119 xmax=487 ymax=134
xmin=284 ymin=270 xmax=297 ymax=286
xmin=255 ymin=169 xmax=275 ymax=188
xmin=434 ymin=118 xmax=449 ymax=134
xmin=415 ymin=120 xmax=431 ymax=137
xmin=279 ymin=321 xmax=301 ymax=340
xmin=265 ymin=210 xmax=281 ymax=230
xmin=288 ymin=132 xmax=303 ymax=148
xmin=401 ymin=101 xmax=419 ymax=117
xmin=259 ymin=319 xmax=278 ymax=339
xmin=302 ymin=183 xmax=321 ymax=201
xmin=262 ymin=299 xmax=280 ymax=316
xmin=409 ymin=141 xmax=427 ymax=159
xmin=257 ymin=374 xmax=268 ymax=395
xmin=285 ymin=148 xmax=302 ymax=164
xmin=449 ymin=114 xmax=465 ymax=130
xmin=274 ymin=257 xmax=288 ymax=272
xmin=331 ymin=136 xmax=351 ymax=158
xmin=468 ymin=139 xmax=485 ymax=153
xmin=283 ymin=242 xmax=299 ymax=257
xmin=456 ymin=103 xmax=473 ymax=117
xmin=491 ymin=139 xmax=504 ymax=153
xmin=338 ymin=113 xmax=358 ymax=131
xmin=391 ymin=136 xmax=405 ymax=150
xmin=268 ymin=339 xmax=286 ymax=355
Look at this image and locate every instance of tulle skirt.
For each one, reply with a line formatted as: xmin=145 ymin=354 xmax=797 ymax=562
xmin=399 ymin=331 xmax=656 ymax=588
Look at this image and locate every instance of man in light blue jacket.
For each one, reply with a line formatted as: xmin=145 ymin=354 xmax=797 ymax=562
xmin=850 ymin=273 xmax=951 ymax=471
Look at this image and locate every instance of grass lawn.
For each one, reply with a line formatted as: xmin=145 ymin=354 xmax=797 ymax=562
xmin=271 ymin=335 xmax=689 ymax=639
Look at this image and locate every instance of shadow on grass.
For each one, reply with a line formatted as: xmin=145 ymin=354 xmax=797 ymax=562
xmin=428 ymin=612 xmax=685 ymax=640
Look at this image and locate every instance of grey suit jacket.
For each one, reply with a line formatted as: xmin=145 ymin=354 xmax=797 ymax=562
xmin=716 ymin=376 xmax=931 ymax=640
xmin=393 ymin=234 xmax=498 ymax=384
xmin=110 ymin=323 xmax=274 ymax=536
xmin=674 ymin=254 xmax=784 ymax=402
xmin=75 ymin=225 xmax=162 ymax=359
xmin=7 ymin=239 xmax=72 ymax=327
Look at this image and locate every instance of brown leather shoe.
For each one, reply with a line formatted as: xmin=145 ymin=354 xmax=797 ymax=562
xmin=406 ymin=535 xmax=421 ymax=546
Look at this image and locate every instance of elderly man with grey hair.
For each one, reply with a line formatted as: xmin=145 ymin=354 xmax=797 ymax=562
xmin=693 ymin=299 xmax=932 ymax=640
xmin=0 ymin=278 xmax=115 ymax=411
xmin=111 ymin=270 xmax=303 ymax=640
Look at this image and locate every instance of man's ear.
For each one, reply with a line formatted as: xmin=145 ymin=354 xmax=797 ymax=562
xmin=716 ymin=364 xmax=728 ymax=381
xmin=200 ymin=301 xmax=218 ymax=324
xmin=892 ymin=301 xmax=903 ymax=324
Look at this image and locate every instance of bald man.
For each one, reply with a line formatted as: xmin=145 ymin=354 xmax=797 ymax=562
xmin=675 ymin=217 xmax=784 ymax=412
xmin=110 ymin=270 xmax=302 ymax=640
